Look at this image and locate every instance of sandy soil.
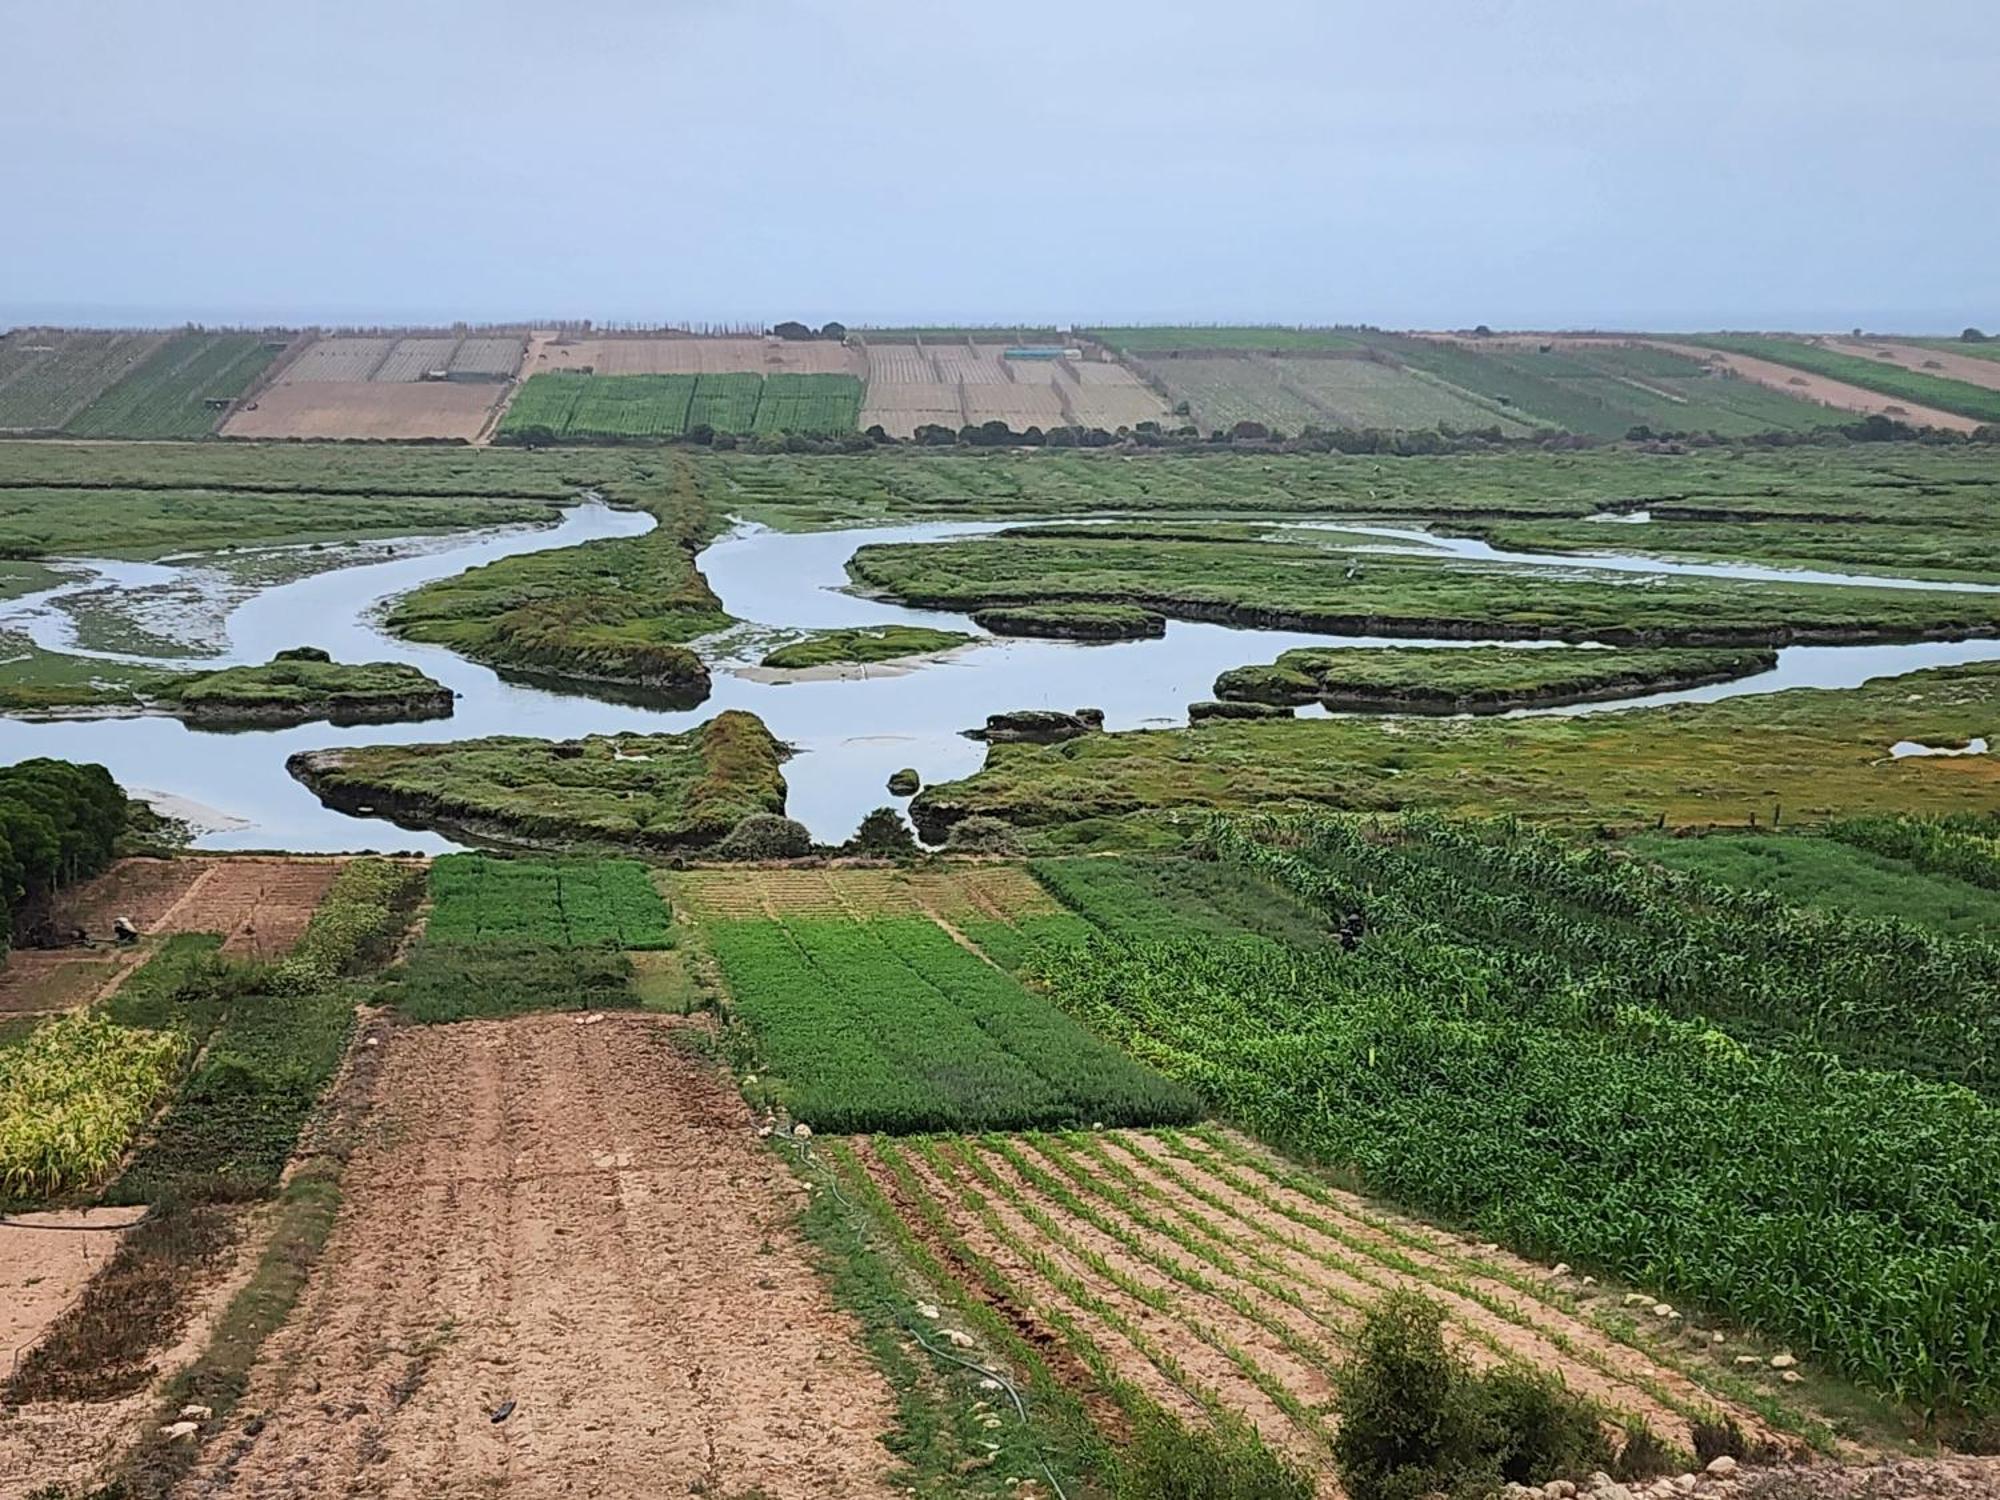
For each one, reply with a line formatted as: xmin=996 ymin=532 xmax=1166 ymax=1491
xmin=1823 ymin=338 xmax=2000 ymax=395
xmin=176 ymin=1013 xmax=897 ymax=1499
xmin=0 ymin=858 xmax=345 ymax=1016
xmin=0 ymin=1202 xmax=270 ymax=1496
xmin=1644 ymin=343 xmax=1980 ymax=432
xmin=0 ymin=1206 xmax=151 ymax=1365
xmin=864 ymin=1127 xmax=1808 ymax=1493
xmin=220 ymin=382 xmax=504 ymax=441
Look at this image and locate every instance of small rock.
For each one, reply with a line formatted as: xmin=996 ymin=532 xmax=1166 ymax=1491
xmin=1480 ymin=1242 xmax=1500 ymax=1253
xmin=1673 ymin=1477 xmax=1699 ymax=1494
xmin=944 ymin=1329 xmax=974 ymax=1348
xmin=362 ymin=1036 xmax=380 ymax=1049
xmin=978 ymin=1378 xmax=1001 ymax=1390
xmin=1623 ymin=1293 xmax=1652 ymax=1307
xmin=1551 ymin=1263 xmax=1571 ymax=1277
xmin=1734 ymin=1355 xmax=1762 ymax=1365
xmin=1781 ymin=1369 xmax=1803 ymax=1384
xmin=1546 ymin=1482 xmax=1577 ymax=1498
xmin=1769 ymin=1353 xmax=1796 ymax=1369
xmin=1601 ymin=1484 xmax=1634 ymax=1500
xmin=1652 ymin=1303 xmax=1675 ymax=1318
xmin=1587 ymin=1473 xmax=1615 ymax=1491
xmin=793 ymin=1123 xmax=813 ymax=1140
xmin=1581 ymin=1275 xmax=1596 ymax=1286
xmin=744 ymin=1074 xmax=758 ymax=1086
xmin=1706 ymin=1457 xmax=1738 ymax=1478
xmin=1711 ymin=1332 xmax=1725 ymax=1344
xmin=915 ymin=1302 xmax=939 ymax=1320
xmin=178 ymin=1403 xmax=213 ymax=1421
xmin=158 ymin=1421 xmax=199 ymax=1441
xmin=755 ymin=1124 xmax=773 ymax=1138
xmin=982 ymin=1414 xmax=1004 ymax=1429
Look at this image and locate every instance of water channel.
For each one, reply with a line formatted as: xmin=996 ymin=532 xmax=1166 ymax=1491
xmin=0 ymin=502 xmax=1992 ymax=851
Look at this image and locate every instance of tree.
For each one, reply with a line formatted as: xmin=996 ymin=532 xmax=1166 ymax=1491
xmin=1964 ymin=327 xmax=1991 ymax=343
xmin=819 ymin=321 xmax=847 ymax=341
xmin=844 ymin=807 xmax=918 ymax=860
xmin=770 ymin=320 xmax=813 ymax=341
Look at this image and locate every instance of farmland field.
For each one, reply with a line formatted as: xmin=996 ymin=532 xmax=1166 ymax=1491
xmin=220 ymin=380 xmax=504 ymax=440
xmin=62 ymin=332 xmax=281 ymax=438
xmin=0 ymin=330 xmax=166 ymax=432
xmin=1686 ymin=335 xmax=2000 ymax=426
xmin=497 ymin=370 xmax=861 ymax=439
xmin=1090 ymin=326 xmax=1367 ymax=353
xmin=1028 ymin=811 xmax=2000 ymax=1425
xmin=750 ymin=372 xmax=864 ymax=434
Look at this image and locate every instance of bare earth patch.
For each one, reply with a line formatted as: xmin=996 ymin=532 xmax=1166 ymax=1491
xmin=1823 ymin=338 xmax=2000 ymax=395
xmin=0 ymin=1206 xmax=150 ymax=1367
xmin=1646 ymin=342 xmax=1980 ymax=433
xmin=0 ymin=858 xmax=346 ymax=1016
xmin=177 ymin=1013 xmax=897 ymax=1499
xmin=220 ymin=382 xmax=504 ymax=440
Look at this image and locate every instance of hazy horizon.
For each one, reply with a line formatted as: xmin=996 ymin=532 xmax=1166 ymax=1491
xmin=5 ymin=0 xmax=1995 ymax=334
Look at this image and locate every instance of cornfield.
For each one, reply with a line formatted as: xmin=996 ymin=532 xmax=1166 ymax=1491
xmin=0 ymin=1013 xmax=186 ymax=1198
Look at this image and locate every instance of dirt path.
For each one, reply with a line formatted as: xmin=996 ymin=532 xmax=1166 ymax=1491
xmin=176 ymin=1013 xmax=896 ymax=1499
xmin=1643 ymin=341 xmax=1980 ymax=433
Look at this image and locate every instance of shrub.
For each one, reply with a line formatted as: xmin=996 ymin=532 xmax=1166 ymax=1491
xmin=1333 ymin=1292 xmax=1492 ymax=1500
xmin=714 ymin=813 xmax=813 ymax=861
xmin=1480 ymin=1366 xmax=1612 ymax=1485
xmin=1115 ymin=1411 xmax=1314 ymax=1500
xmin=943 ymin=815 xmax=1024 ymax=856
xmin=1334 ymin=1293 xmax=1613 ymax=1500
xmin=1690 ymin=1417 xmax=1746 ymax=1467
xmin=266 ymin=857 xmax=423 ymax=995
xmin=845 ymin=807 xmax=917 ymax=860
xmin=887 ymin=767 xmax=920 ymax=796
xmin=1613 ymin=1422 xmax=1678 ymax=1481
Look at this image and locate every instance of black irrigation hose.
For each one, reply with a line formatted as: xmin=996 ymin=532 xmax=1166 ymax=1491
xmin=785 ymin=1134 xmax=1071 ymax=1500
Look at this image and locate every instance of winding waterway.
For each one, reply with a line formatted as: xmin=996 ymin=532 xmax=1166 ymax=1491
xmin=0 ymin=502 xmax=1994 ymax=851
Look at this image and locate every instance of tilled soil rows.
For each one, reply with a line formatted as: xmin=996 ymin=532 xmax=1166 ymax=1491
xmin=176 ymin=1013 xmax=897 ymax=1499
xmin=0 ymin=858 xmax=343 ymax=1015
xmin=861 ymin=1127 xmax=1803 ymax=1494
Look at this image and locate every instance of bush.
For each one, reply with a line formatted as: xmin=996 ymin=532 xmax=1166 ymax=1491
xmin=844 ymin=807 xmax=917 ymax=860
xmin=887 ymin=767 xmax=920 ymax=796
xmin=1334 ymin=1293 xmax=1614 ymax=1500
xmin=714 ymin=812 xmax=813 ymax=861
xmin=1613 ymin=1422 xmax=1677 ymax=1482
xmin=1690 ymin=1417 xmax=1746 ymax=1467
xmin=943 ymin=815 xmax=1025 ymax=856
xmin=1333 ymin=1292 xmax=1492 ymax=1500
xmin=1480 ymin=1366 xmax=1612 ymax=1485
xmin=1115 ymin=1411 xmax=1314 ymax=1500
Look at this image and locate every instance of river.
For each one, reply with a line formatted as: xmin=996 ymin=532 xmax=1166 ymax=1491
xmin=0 ymin=503 xmax=1992 ymax=850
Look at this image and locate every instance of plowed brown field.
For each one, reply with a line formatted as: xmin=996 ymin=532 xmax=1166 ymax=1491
xmin=0 ymin=858 xmax=345 ymax=1016
xmin=176 ymin=1013 xmax=897 ymax=1499
xmin=860 ymin=1127 xmax=1808 ymax=1494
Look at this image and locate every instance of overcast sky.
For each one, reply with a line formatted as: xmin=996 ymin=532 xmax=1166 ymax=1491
xmin=5 ymin=0 xmax=1995 ymax=332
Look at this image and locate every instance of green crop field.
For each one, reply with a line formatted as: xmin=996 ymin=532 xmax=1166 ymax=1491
xmin=1031 ymin=811 xmax=2000 ymax=1423
xmin=1688 ymin=335 xmax=2000 ymax=425
xmin=64 ymin=332 xmax=280 ymax=438
xmin=1349 ymin=336 xmax=1840 ymax=436
xmin=422 ymin=853 xmax=673 ymax=947
xmin=700 ymin=906 xmax=1199 ymax=1134
xmin=750 ymin=372 xmax=863 ymax=435
xmin=499 ymin=370 xmax=861 ymax=440
xmin=684 ymin=371 xmax=762 ymax=431
xmin=1626 ymin=828 xmax=2000 ymax=936
xmin=0 ymin=330 xmax=164 ymax=432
